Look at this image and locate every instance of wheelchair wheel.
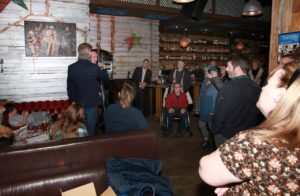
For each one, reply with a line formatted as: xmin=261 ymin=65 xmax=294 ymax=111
xmin=162 ymin=131 xmax=168 ymax=138
xmin=186 ymin=114 xmax=193 ymax=137
xmin=160 ymin=109 xmax=169 ymax=137
xmin=159 ymin=111 xmax=164 ymax=129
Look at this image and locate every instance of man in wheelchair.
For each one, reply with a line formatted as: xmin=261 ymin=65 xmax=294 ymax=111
xmin=164 ymin=82 xmax=189 ymax=137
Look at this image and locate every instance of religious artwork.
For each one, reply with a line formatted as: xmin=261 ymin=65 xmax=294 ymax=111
xmin=278 ymin=32 xmax=300 ymax=62
xmin=24 ymin=21 xmax=76 ymax=57
xmin=124 ymin=33 xmax=142 ymax=51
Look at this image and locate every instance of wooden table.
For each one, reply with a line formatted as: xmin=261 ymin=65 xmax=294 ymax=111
xmin=148 ymin=84 xmax=168 ymax=118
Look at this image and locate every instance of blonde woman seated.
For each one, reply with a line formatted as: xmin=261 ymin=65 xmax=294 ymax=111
xmin=104 ymin=81 xmax=148 ymax=133
xmin=49 ymin=103 xmax=88 ymax=140
xmin=199 ymin=62 xmax=300 ymax=195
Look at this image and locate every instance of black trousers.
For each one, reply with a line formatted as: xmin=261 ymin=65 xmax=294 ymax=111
xmin=134 ymin=87 xmax=146 ymax=113
xmin=167 ymin=108 xmax=187 ymax=130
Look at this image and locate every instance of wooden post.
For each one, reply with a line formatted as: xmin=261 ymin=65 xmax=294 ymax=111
xmin=155 ymin=86 xmax=163 ymax=118
xmin=269 ymin=0 xmax=300 ymax=73
xmin=193 ymin=83 xmax=200 ymax=112
xmin=269 ymin=0 xmax=281 ymax=72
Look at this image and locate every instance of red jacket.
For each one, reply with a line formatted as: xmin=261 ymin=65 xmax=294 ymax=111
xmin=165 ymin=92 xmax=188 ymax=110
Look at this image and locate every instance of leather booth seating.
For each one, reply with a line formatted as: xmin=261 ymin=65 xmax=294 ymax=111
xmin=15 ymin=100 xmax=71 ymax=115
xmin=0 ymin=130 xmax=158 ymax=196
xmin=2 ymin=100 xmax=71 ymax=129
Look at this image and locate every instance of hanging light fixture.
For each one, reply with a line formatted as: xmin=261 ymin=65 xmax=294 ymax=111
xmin=235 ymin=41 xmax=245 ymax=51
xmin=179 ymin=28 xmax=191 ymax=48
xmin=173 ymin=0 xmax=195 ymax=3
xmin=242 ymin=0 xmax=263 ymax=16
xmin=179 ymin=37 xmax=191 ymax=48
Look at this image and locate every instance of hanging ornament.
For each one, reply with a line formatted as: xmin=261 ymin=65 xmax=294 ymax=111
xmin=124 ymin=33 xmax=142 ymax=51
xmin=235 ymin=41 xmax=245 ymax=51
xmin=12 ymin=0 xmax=28 ymax=10
xmin=179 ymin=37 xmax=191 ymax=48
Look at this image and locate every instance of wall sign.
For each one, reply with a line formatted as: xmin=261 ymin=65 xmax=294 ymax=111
xmin=278 ymin=32 xmax=300 ymax=62
xmin=24 ymin=21 xmax=76 ymax=57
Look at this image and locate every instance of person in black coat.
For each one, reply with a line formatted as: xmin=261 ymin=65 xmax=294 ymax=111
xmin=131 ymin=59 xmax=152 ymax=113
xmin=167 ymin=60 xmax=191 ymax=93
xmin=67 ymin=43 xmax=108 ymax=136
xmin=211 ymin=54 xmax=261 ymax=147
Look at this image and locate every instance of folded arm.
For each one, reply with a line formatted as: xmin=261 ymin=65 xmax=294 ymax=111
xmin=199 ymin=149 xmax=242 ymax=187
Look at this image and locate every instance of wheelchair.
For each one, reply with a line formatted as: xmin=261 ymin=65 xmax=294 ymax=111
xmin=159 ymin=107 xmax=192 ymax=138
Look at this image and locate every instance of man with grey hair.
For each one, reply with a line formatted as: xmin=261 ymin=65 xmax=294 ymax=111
xmin=67 ymin=43 xmax=108 ymax=136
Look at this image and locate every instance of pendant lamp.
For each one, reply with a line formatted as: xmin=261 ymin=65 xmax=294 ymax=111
xmin=179 ymin=37 xmax=191 ymax=48
xmin=235 ymin=42 xmax=245 ymax=51
xmin=242 ymin=0 xmax=263 ymax=16
xmin=179 ymin=28 xmax=191 ymax=48
xmin=173 ymin=0 xmax=195 ymax=3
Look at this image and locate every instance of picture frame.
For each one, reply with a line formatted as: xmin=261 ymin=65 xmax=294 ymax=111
xmin=278 ymin=31 xmax=300 ymax=62
xmin=24 ymin=21 xmax=76 ymax=57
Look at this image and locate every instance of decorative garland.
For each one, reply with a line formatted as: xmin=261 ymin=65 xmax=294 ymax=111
xmin=12 ymin=0 xmax=28 ymax=10
xmin=0 ymin=0 xmax=88 ymax=42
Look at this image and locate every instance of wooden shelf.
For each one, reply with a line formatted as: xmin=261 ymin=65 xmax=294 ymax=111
xmin=160 ymin=50 xmax=229 ymax=53
xmin=159 ymin=33 xmax=268 ymax=70
xmin=160 ymin=42 xmax=228 ymax=46
xmin=159 ymin=33 xmax=231 ymax=69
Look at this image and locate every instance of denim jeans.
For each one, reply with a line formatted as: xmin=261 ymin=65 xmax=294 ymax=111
xmin=106 ymin=156 xmax=173 ymax=196
xmin=199 ymin=121 xmax=210 ymax=141
xmin=84 ymin=106 xmax=98 ymax=136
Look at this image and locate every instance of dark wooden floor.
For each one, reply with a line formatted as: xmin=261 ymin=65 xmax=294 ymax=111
xmin=147 ymin=115 xmax=215 ymax=196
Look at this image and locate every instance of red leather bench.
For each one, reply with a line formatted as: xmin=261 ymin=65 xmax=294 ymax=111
xmin=2 ymin=100 xmax=70 ymax=129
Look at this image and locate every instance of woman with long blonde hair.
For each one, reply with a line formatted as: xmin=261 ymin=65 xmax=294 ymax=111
xmin=257 ymin=61 xmax=299 ymax=117
xmin=199 ymin=62 xmax=300 ymax=195
xmin=104 ymin=81 xmax=148 ymax=133
xmin=50 ymin=103 xmax=87 ymax=140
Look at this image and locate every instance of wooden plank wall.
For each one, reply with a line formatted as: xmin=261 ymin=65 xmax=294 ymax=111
xmin=89 ymin=14 xmax=160 ymax=80
xmin=269 ymin=0 xmax=300 ymax=72
xmin=0 ymin=0 xmax=90 ymax=102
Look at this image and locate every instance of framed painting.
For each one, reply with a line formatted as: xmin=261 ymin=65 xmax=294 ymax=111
xmin=278 ymin=31 xmax=300 ymax=62
xmin=24 ymin=21 xmax=76 ymax=57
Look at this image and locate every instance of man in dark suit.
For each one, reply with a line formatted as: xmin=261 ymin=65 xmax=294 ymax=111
xmin=131 ymin=59 xmax=152 ymax=113
xmin=67 ymin=43 xmax=108 ymax=136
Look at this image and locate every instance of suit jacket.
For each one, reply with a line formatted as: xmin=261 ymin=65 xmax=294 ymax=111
xmin=67 ymin=59 xmax=109 ymax=108
xmin=131 ymin=67 xmax=152 ymax=86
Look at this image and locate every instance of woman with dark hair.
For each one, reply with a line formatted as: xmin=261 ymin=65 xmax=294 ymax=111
xmin=199 ymin=62 xmax=300 ymax=195
xmin=104 ymin=81 xmax=148 ymax=133
xmin=49 ymin=103 xmax=87 ymax=140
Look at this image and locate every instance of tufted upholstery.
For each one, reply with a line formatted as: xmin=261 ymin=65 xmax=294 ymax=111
xmin=2 ymin=100 xmax=70 ymax=129
xmin=15 ymin=100 xmax=70 ymax=114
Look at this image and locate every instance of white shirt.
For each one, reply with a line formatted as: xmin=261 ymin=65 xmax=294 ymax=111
xmin=141 ymin=68 xmax=147 ymax=83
